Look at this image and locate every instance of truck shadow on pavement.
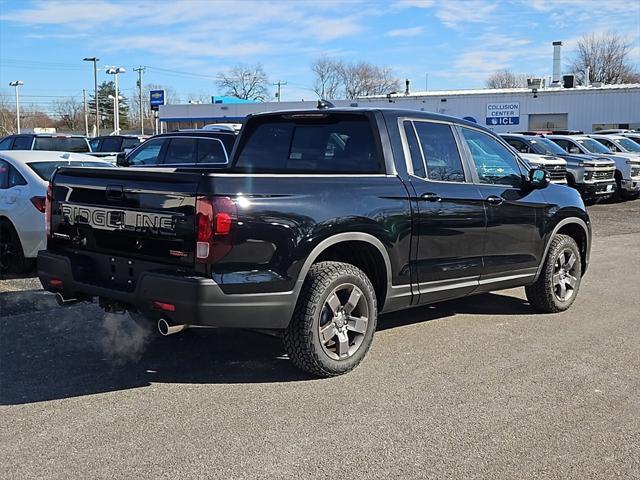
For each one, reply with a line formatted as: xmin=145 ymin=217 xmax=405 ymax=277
xmin=0 ymin=291 xmax=532 ymax=405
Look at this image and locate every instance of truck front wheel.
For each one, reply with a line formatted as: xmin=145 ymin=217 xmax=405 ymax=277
xmin=526 ymin=234 xmax=582 ymax=313
xmin=284 ymin=261 xmax=378 ymax=377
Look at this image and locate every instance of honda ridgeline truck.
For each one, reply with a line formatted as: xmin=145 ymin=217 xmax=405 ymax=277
xmin=39 ymin=108 xmax=591 ymax=377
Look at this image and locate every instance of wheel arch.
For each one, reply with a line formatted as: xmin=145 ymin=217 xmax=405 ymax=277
xmin=294 ymin=233 xmax=393 ymax=310
xmin=534 ymin=217 xmax=590 ymax=281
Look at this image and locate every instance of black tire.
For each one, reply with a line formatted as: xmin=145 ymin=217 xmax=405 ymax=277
xmin=0 ymin=221 xmax=35 ymax=275
xmin=526 ymin=234 xmax=582 ymax=313
xmin=284 ymin=261 xmax=378 ymax=377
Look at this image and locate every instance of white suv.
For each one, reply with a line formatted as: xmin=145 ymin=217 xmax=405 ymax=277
xmin=0 ymin=151 xmax=111 ymax=273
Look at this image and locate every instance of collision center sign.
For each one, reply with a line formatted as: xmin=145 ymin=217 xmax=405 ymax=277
xmin=486 ymin=102 xmax=520 ymax=126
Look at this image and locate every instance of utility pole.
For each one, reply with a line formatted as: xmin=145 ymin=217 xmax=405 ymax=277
xmin=273 ymin=80 xmax=287 ymax=102
xmin=134 ymin=66 xmax=145 ymax=135
xmin=83 ymin=57 xmax=100 ymax=136
xmin=83 ymin=88 xmax=89 ymax=137
xmin=9 ymin=81 xmax=23 ymax=134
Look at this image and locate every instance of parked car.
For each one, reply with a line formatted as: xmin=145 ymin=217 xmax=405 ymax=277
xmin=0 ymin=134 xmax=91 ymax=153
xmin=40 ymin=108 xmax=592 ymax=377
xmin=116 ymin=130 xmax=237 ymax=168
xmin=586 ymin=134 xmax=640 ymax=157
xmin=88 ymin=135 xmax=149 ymax=163
xmin=548 ymin=135 xmax=640 ymax=199
xmin=502 ymin=134 xmax=615 ymax=202
xmin=0 ymin=151 xmax=112 ymax=273
xmin=499 ymin=134 xmax=567 ymax=184
xmin=622 ymin=132 xmax=640 ymax=145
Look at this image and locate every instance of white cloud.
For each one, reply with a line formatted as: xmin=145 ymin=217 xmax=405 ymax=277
xmin=387 ymin=26 xmax=424 ymax=38
xmin=435 ymin=1 xmax=498 ymax=28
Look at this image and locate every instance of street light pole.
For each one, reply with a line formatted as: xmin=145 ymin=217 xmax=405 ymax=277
xmin=9 ymin=81 xmax=23 ymax=134
xmin=105 ymin=66 xmax=125 ymax=135
xmin=83 ymin=57 xmax=100 ymax=136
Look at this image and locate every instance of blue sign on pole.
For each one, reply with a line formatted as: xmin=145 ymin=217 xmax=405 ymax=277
xmin=150 ymin=90 xmax=165 ymax=111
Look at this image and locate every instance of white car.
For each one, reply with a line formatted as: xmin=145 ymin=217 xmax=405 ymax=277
xmin=0 ymin=151 xmax=112 ymax=273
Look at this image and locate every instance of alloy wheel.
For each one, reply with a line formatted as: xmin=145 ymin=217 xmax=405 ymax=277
xmin=318 ymin=283 xmax=370 ymax=360
xmin=552 ymin=249 xmax=579 ymax=302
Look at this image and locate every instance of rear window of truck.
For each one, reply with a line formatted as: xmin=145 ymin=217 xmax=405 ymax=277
xmin=233 ymin=114 xmax=383 ymax=173
xmin=33 ymin=137 xmax=89 ymax=153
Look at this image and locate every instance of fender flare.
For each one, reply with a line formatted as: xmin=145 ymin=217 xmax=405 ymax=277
xmin=534 ymin=217 xmax=590 ymax=281
xmin=293 ymin=232 xmax=393 ymax=299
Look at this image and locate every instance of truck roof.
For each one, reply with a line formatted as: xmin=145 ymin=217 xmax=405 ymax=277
xmin=247 ymin=107 xmax=487 ymax=131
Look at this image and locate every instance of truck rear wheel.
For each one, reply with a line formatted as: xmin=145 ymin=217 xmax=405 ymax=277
xmin=525 ymin=234 xmax=582 ymax=313
xmin=284 ymin=261 xmax=377 ymax=377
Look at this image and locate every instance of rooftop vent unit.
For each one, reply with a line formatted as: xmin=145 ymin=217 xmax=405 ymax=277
xmin=562 ymin=75 xmax=576 ymax=88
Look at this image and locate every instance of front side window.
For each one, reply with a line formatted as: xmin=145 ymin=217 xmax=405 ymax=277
xmin=413 ymin=122 xmax=465 ymax=182
xmin=235 ymin=115 xmax=382 ymax=173
xmin=163 ymin=138 xmax=196 ymax=164
xmin=529 ymin=137 xmax=566 ymax=156
xmin=461 ymin=128 xmax=523 ymax=187
xmin=128 ymin=138 xmax=165 ymax=166
xmin=0 ymin=137 xmax=14 ymax=150
xmin=576 ymin=138 xmax=610 ymax=154
xmin=617 ymin=138 xmax=640 ymax=153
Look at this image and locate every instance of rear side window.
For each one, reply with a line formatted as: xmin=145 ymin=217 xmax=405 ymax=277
xmin=100 ymin=137 xmax=122 ymax=152
xmin=122 ymin=138 xmax=141 ymax=150
xmin=403 ymin=122 xmax=425 ymax=177
xmin=12 ymin=136 xmax=33 ymax=150
xmin=197 ymin=139 xmax=227 ymax=164
xmin=33 ymin=137 xmax=89 ymax=152
xmin=163 ymin=138 xmax=196 ymax=164
xmin=235 ymin=115 xmax=382 ymax=173
xmin=413 ymin=122 xmax=465 ymax=182
xmin=0 ymin=160 xmax=9 ymax=188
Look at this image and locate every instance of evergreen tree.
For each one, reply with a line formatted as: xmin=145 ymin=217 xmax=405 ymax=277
xmin=88 ymin=81 xmax=130 ymax=131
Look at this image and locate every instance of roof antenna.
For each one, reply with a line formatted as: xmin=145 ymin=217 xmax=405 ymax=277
xmin=317 ymin=99 xmax=335 ymax=110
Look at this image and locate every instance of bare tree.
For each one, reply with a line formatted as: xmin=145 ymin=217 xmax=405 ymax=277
xmin=216 ymin=64 xmax=269 ymax=101
xmin=312 ymin=56 xmax=342 ymax=99
xmin=485 ymin=70 xmax=529 ymax=89
xmin=52 ymin=97 xmax=83 ymax=131
xmin=0 ymin=94 xmax=17 ymax=135
xmin=569 ymin=32 xmax=640 ymax=85
xmin=310 ymin=57 xmax=401 ymax=99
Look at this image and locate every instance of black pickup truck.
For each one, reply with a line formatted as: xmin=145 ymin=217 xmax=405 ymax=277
xmin=39 ymin=107 xmax=591 ymax=376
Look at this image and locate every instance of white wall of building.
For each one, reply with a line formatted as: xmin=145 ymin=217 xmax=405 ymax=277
xmin=159 ymin=84 xmax=640 ymax=133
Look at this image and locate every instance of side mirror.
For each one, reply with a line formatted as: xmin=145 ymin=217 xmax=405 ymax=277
xmin=116 ymin=152 xmax=129 ymax=167
xmin=568 ymin=147 xmax=580 ymax=154
xmin=528 ymin=167 xmax=550 ymax=189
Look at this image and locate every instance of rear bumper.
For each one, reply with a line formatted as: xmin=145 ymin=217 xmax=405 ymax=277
xmin=38 ymin=250 xmax=295 ymax=329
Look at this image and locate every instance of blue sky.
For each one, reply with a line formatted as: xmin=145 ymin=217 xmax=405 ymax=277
xmin=1 ymin=0 xmax=639 ymax=113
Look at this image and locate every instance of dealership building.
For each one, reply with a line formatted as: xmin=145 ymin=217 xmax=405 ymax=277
xmin=159 ymin=83 xmax=640 ymax=133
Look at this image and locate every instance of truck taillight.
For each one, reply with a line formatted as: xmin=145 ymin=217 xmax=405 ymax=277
xmin=195 ymin=196 xmax=237 ymax=262
xmin=45 ymin=183 xmax=53 ymax=238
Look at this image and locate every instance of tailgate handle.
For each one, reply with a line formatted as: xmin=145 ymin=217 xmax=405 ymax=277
xmin=106 ymin=185 xmax=124 ymax=201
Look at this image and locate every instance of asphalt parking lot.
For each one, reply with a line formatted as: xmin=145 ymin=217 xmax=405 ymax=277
xmin=1 ymin=200 xmax=639 ymax=479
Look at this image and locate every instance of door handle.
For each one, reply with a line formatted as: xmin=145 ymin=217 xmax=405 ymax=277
xmin=420 ymin=192 xmax=441 ymax=202
xmin=485 ymin=195 xmax=504 ymax=206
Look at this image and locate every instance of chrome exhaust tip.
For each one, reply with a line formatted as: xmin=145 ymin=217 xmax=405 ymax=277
xmin=157 ymin=318 xmax=188 ymax=336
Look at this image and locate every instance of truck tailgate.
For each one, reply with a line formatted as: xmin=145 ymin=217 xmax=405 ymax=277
xmin=49 ymin=167 xmax=202 ymax=268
